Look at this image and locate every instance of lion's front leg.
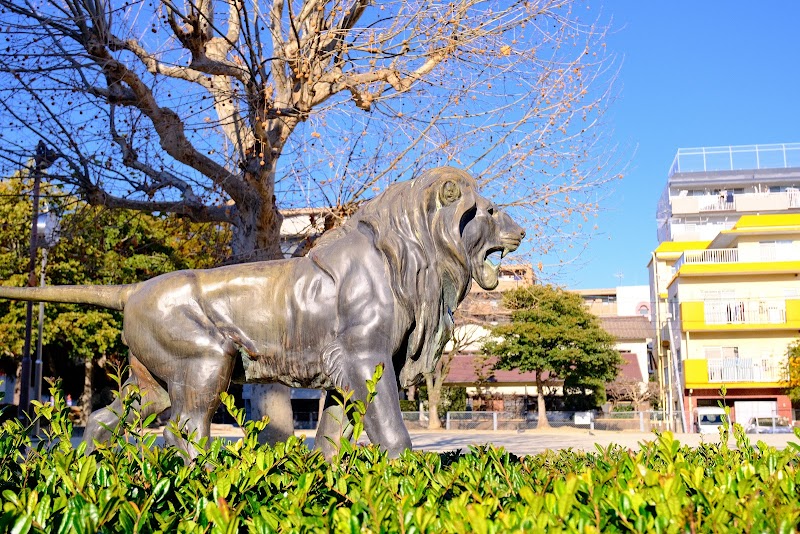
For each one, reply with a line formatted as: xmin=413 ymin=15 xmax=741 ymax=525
xmin=315 ymin=359 xmax=412 ymax=460
xmin=360 ymin=363 xmax=412 ymax=458
xmin=315 ymin=390 xmax=354 ymax=460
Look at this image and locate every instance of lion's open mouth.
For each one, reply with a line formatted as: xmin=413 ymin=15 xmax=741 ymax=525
xmin=484 ymin=246 xmax=504 ymax=271
xmin=487 ymin=238 xmax=522 ymax=266
xmin=492 ymin=239 xmax=521 ymax=261
xmin=477 ymin=239 xmax=520 ymax=289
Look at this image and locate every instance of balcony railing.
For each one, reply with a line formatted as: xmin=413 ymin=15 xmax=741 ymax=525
xmin=674 ymin=248 xmax=737 ymax=271
xmin=704 ymin=299 xmax=786 ymax=325
xmin=707 ymin=357 xmax=783 ymax=383
xmin=675 ymin=247 xmax=800 ymax=272
xmin=670 ymin=190 xmax=800 ymax=216
xmin=699 ymin=197 xmax=735 ymax=212
xmin=668 ymin=142 xmax=800 ymax=177
xmin=685 ymin=248 xmax=738 ymax=264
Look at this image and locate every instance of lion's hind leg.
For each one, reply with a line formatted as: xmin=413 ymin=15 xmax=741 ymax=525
xmin=84 ymin=355 xmax=171 ymax=454
xmin=162 ymin=351 xmax=236 ymax=461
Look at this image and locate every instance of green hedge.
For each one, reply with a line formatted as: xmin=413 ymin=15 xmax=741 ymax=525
xmin=1 ymin=384 xmax=799 ymax=533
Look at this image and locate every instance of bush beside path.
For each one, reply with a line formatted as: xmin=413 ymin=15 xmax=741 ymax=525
xmin=4 ymin=389 xmax=799 ymax=533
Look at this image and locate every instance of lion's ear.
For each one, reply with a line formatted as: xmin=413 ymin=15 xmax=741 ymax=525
xmin=439 ymin=180 xmax=461 ymax=205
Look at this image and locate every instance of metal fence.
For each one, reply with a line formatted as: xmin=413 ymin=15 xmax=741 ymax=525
xmin=401 ymin=411 xmax=430 ymax=430
xmin=294 ymin=411 xmax=684 ymax=432
xmin=438 ymin=411 xmax=681 ymax=432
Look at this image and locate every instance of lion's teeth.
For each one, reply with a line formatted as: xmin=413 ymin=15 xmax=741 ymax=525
xmin=501 ymin=248 xmax=508 ymax=259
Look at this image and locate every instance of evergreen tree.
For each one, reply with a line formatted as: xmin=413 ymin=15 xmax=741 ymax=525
xmin=0 ymin=177 xmax=227 ymax=422
xmin=484 ymin=284 xmax=622 ymax=428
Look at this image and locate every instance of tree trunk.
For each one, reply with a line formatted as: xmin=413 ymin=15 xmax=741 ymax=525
xmin=231 ymin=176 xmax=294 ymax=444
xmin=251 ymin=383 xmax=294 ymax=443
xmin=536 ymin=372 xmax=550 ymax=429
xmin=425 ymin=373 xmax=442 ymax=430
xmin=80 ymin=355 xmax=92 ymax=425
xmin=12 ymin=361 xmax=21 ymax=406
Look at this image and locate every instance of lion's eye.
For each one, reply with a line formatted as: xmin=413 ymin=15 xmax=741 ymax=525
xmin=487 ymin=205 xmax=495 ymax=215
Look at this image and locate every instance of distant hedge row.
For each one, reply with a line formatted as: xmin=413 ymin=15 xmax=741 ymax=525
xmin=1 ymin=384 xmax=799 ymax=533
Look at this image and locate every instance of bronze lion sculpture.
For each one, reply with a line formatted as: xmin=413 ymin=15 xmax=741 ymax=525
xmin=0 ymin=167 xmax=525 ymax=459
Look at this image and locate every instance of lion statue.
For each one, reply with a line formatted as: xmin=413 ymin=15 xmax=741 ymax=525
xmin=0 ymin=167 xmax=525 ymax=459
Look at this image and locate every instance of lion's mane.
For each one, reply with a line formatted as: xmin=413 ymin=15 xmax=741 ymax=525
xmin=311 ymin=167 xmax=479 ymax=386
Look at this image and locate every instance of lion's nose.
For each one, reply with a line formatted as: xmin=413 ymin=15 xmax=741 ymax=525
xmin=520 ymin=229 xmax=526 ymax=239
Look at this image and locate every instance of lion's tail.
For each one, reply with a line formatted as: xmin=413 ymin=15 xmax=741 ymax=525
xmin=0 ymin=283 xmax=135 ymax=311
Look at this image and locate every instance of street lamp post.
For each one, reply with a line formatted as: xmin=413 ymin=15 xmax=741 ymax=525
xmin=18 ymin=141 xmax=59 ymax=422
xmin=33 ymin=211 xmax=60 ymax=432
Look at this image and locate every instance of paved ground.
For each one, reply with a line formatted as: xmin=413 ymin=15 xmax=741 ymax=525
xmin=189 ymin=425 xmax=798 ymax=455
xmin=66 ymin=424 xmax=795 ymax=453
xmin=403 ymin=428 xmax=798 ymax=455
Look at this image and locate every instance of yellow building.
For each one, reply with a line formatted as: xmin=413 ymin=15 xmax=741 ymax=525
xmin=649 ymin=144 xmax=800 ymax=431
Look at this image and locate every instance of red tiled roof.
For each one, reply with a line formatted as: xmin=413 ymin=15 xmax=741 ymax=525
xmin=444 ymin=352 xmax=644 ymax=386
xmin=445 ymin=354 xmax=551 ymax=386
xmin=600 ymin=316 xmax=654 ymax=341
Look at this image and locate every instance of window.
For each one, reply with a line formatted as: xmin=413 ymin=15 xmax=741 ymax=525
xmin=760 ymin=240 xmax=793 ymax=261
xmin=769 ymin=185 xmax=798 ymax=193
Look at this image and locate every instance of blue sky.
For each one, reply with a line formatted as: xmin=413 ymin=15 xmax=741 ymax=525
xmin=564 ymin=1 xmax=800 ymax=289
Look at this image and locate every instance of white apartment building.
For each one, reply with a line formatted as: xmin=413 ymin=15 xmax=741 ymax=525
xmin=656 ymin=143 xmax=800 ymax=244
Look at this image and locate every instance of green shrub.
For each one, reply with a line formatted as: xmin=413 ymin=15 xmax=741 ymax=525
xmin=399 ymin=399 xmax=418 ymax=412
xmin=612 ymin=404 xmax=635 ymax=413
xmin=2 ymin=381 xmax=799 ymax=533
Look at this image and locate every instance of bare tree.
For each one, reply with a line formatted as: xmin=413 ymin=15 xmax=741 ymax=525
xmin=606 ymin=377 xmax=659 ymax=411
xmin=425 ymin=284 xmax=518 ymax=427
xmin=0 ymin=0 xmax=620 ymax=437
xmin=424 ymin=322 xmax=487 ymax=429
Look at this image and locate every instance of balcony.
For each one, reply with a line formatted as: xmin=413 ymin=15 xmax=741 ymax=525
xmin=707 ymin=357 xmax=783 ymax=383
xmin=685 ymin=357 xmax=785 ymax=388
xmin=704 ymin=299 xmax=786 ymax=324
xmin=669 ymin=190 xmax=800 ymax=216
xmin=675 ymin=248 xmax=738 ymax=270
xmin=681 ymin=299 xmax=800 ymax=332
xmin=674 ymin=246 xmax=800 ymax=273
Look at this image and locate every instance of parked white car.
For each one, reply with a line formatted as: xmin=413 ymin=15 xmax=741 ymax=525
xmin=745 ymin=416 xmax=793 ymax=434
xmin=694 ymin=407 xmax=730 ymax=434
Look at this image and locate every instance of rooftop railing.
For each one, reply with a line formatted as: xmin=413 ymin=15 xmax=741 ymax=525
xmin=669 ymin=143 xmax=800 ymax=177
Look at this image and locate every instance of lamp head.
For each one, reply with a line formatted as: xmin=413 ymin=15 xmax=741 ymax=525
xmin=36 ymin=211 xmax=60 ymax=248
